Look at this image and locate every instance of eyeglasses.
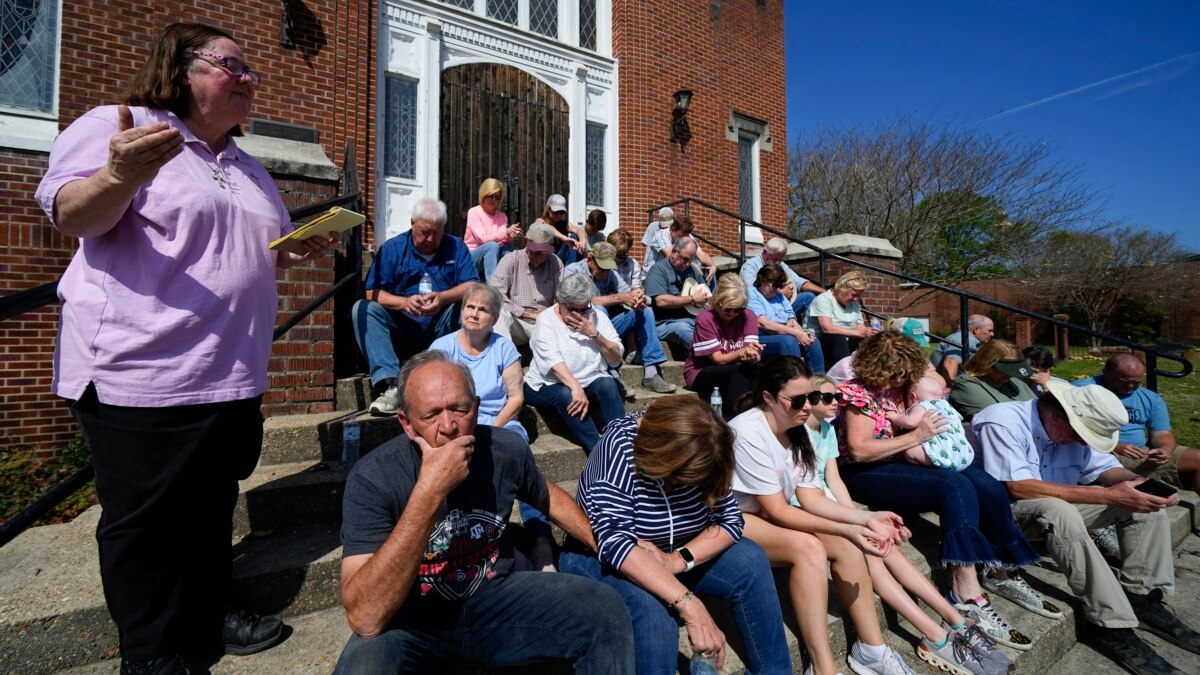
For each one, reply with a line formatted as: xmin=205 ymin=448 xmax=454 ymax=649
xmin=777 ymin=391 xmax=842 ymax=410
xmin=566 ymin=304 xmax=592 ymax=314
xmin=189 ymin=50 xmax=261 ymax=85
xmin=483 ymin=194 xmax=502 ymax=203
xmin=672 ymin=251 xmax=695 ymax=264
xmin=716 ymin=306 xmax=745 ymax=314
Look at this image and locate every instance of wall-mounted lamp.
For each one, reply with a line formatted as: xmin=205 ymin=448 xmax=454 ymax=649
xmin=280 ymin=1 xmax=296 ymax=49
xmin=670 ymin=89 xmax=694 ymax=151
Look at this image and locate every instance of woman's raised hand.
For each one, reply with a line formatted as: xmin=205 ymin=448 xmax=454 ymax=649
xmin=106 ymin=105 xmax=184 ymax=188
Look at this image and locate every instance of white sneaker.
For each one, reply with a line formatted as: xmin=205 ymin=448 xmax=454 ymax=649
xmin=369 ymin=385 xmax=400 ymax=416
xmin=946 ymin=620 xmax=1014 ymax=674
xmin=804 ymin=664 xmax=844 ymax=675
xmin=947 ymin=592 xmax=1032 ymax=651
xmin=981 ymin=571 xmax=1063 ymax=619
xmin=847 ymin=641 xmax=916 ymax=675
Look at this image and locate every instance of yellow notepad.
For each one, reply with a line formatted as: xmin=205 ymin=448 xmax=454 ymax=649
xmin=269 ymin=206 xmax=365 ymax=254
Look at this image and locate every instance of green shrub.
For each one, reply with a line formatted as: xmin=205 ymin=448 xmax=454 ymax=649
xmin=0 ymin=434 xmax=98 ymax=527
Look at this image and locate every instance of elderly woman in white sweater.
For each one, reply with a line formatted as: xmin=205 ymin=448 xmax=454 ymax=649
xmin=523 ymin=273 xmax=627 ymax=452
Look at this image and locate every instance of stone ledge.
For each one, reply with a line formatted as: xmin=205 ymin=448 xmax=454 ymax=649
xmin=237 ymin=134 xmax=340 ymax=182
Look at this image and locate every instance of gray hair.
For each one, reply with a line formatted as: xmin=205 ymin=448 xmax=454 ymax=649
xmin=658 ymin=206 xmax=674 ymax=221
xmin=764 ymin=237 xmax=789 ymax=255
xmin=672 ymin=236 xmax=697 ymax=255
xmin=411 ymin=198 xmax=448 ymax=227
xmin=395 ymin=350 xmax=476 ymax=415
xmin=968 ymin=314 xmax=991 ymax=330
xmin=463 ymin=283 xmax=502 ymax=318
xmin=556 ymin=272 xmax=598 ymax=306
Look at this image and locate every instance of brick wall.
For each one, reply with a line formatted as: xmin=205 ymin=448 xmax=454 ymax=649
xmin=0 ymin=2 xmax=376 ymax=453
xmin=612 ymin=0 xmax=788 ymax=257
xmin=791 ymin=254 xmax=904 ymax=318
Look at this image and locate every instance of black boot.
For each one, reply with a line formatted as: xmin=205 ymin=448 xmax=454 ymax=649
xmin=222 ymin=610 xmax=284 ymax=656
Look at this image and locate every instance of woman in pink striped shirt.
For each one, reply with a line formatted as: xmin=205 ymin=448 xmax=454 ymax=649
xmin=465 ymin=177 xmax=522 ymax=279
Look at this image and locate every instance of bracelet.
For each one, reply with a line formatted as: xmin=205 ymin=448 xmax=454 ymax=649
xmin=588 ymin=331 xmax=599 ymax=339
xmin=668 ymin=590 xmax=695 ymax=612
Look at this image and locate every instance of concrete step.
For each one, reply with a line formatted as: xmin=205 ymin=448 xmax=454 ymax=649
xmin=233 ymin=460 xmax=347 ymax=538
xmin=10 ymin=482 xmax=1193 ymax=674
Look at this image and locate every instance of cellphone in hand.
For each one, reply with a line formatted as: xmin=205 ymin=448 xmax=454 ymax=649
xmin=1135 ymin=477 xmax=1178 ymax=498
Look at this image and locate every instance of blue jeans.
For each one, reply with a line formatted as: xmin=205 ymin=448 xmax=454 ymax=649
xmin=841 ymin=462 xmax=1039 ymax=569
xmin=759 ymin=332 xmax=826 ymax=374
xmin=655 ymin=317 xmax=696 ymax=350
xmin=791 ymin=291 xmax=816 ymax=321
xmin=555 ymin=234 xmax=580 ymax=266
xmin=469 ymin=241 xmax=512 ymax=280
xmin=333 ymin=571 xmax=634 ymax=674
xmin=600 ymin=306 xmax=667 ymax=367
xmin=523 ymin=377 xmax=625 ymax=453
xmin=560 ymin=538 xmax=792 ymax=675
xmin=818 ymin=334 xmax=860 ymax=368
xmin=352 ymin=299 xmax=460 ymax=386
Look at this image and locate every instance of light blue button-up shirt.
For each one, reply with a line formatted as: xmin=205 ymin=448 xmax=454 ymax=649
xmin=973 ymin=399 xmax=1120 ymax=486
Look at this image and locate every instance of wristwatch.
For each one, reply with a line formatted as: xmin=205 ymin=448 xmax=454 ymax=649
xmin=678 ymin=547 xmax=695 ymax=572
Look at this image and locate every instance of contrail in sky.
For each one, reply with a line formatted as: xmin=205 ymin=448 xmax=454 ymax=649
xmin=986 ymin=51 xmax=1200 ymax=121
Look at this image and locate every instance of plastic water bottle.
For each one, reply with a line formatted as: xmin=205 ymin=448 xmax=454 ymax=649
xmin=709 ymin=389 xmax=723 ymax=419
xmin=418 ymin=272 xmax=434 ymax=297
xmin=342 ymin=414 xmax=361 ymax=469
xmin=690 ymin=651 xmax=719 ymax=675
xmin=870 ymin=318 xmax=882 ymax=331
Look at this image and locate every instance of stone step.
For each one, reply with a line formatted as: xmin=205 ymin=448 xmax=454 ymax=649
xmin=233 ymin=460 xmax=348 ymax=538
xmin=263 ymin=382 xmax=697 ymax=468
xmin=11 ymin=483 xmax=1193 ymax=675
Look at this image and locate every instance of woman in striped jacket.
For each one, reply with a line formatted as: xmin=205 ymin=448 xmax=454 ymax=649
xmin=559 ymin=395 xmax=792 ymax=674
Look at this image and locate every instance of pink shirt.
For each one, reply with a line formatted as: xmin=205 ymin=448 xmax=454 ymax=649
xmin=35 ymin=106 xmax=292 ymax=407
xmin=464 ymin=204 xmax=510 ymax=250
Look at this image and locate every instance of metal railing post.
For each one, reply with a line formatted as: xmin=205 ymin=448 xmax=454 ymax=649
xmin=959 ymin=298 xmax=970 ymax=360
xmin=1145 ymin=349 xmax=1159 ymax=392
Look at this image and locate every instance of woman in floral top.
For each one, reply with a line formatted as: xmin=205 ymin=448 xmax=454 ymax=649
xmin=837 ymin=331 xmax=1041 ymax=652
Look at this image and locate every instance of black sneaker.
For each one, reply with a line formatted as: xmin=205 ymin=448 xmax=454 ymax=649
xmin=1089 ymin=625 xmax=1186 ymax=675
xmin=1127 ymin=588 xmax=1200 ymax=656
xmin=223 ymin=610 xmax=284 ymax=656
xmin=120 ymin=655 xmax=189 ymax=675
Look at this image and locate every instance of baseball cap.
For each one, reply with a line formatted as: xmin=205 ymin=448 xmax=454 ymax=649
xmin=546 ymin=194 xmax=567 ymax=213
xmin=590 ymin=242 xmax=618 ymax=270
xmin=890 ymin=317 xmax=929 ymax=348
xmin=525 ymin=221 xmax=557 ymax=252
xmin=993 ymin=358 xmax=1033 ymax=379
xmin=658 ymin=207 xmax=675 ymax=225
xmin=1045 ymin=381 xmax=1128 ymax=453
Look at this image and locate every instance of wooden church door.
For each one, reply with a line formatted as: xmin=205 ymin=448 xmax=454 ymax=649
xmin=439 ymin=63 xmax=571 ymax=238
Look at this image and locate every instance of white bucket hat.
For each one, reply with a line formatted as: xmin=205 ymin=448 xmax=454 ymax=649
xmin=1045 ymin=381 xmax=1128 ymax=453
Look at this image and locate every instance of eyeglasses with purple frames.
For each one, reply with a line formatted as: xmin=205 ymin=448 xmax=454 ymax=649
xmin=189 ymin=50 xmax=261 ymax=86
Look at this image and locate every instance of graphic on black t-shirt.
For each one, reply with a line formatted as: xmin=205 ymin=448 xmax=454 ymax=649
xmin=419 ymin=507 xmax=506 ymax=601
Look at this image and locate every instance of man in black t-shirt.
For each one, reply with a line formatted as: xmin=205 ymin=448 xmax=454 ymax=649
xmin=333 ymin=351 xmax=634 ymax=673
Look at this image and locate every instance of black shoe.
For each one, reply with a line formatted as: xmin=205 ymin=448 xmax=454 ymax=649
xmin=1089 ymin=625 xmax=1186 ymax=675
xmin=223 ymin=610 xmax=284 ymax=656
xmin=120 ymin=655 xmax=190 ymax=675
xmin=1127 ymin=588 xmax=1200 ymax=656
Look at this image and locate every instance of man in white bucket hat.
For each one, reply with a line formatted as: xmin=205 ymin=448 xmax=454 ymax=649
xmin=972 ymin=382 xmax=1199 ymax=675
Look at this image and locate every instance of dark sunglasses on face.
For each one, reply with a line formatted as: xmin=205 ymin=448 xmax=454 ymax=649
xmin=777 ymin=391 xmax=842 ymax=410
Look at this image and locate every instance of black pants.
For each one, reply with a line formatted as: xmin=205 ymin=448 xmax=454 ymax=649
xmin=819 ymin=334 xmax=862 ymax=367
xmin=71 ymin=383 xmax=264 ymax=661
xmin=688 ymin=363 xmax=758 ymax=419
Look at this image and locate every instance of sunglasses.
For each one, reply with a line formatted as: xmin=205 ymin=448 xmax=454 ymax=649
xmin=776 ymin=391 xmax=842 ymax=410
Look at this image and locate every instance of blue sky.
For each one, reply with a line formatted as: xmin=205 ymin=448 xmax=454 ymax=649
xmin=784 ymin=1 xmax=1200 ymax=253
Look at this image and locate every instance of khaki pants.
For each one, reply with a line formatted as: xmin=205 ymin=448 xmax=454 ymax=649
xmin=1009 ymin=497 xmax=1174 ymax=628
xmin=1116 ymin=444 xmax=1193 ymax=489
xmin=495 ymin=309 xmax=536 ymax=346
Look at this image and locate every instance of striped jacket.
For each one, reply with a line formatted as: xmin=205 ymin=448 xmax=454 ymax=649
xmin=576 ymin=413 xmax=744 ymax=569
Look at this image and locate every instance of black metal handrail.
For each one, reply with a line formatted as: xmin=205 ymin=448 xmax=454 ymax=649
xmin=647 ymin=197 xmax=1193 ymax=390
xmin=1 ymin=187 xmax=364 ymax=548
